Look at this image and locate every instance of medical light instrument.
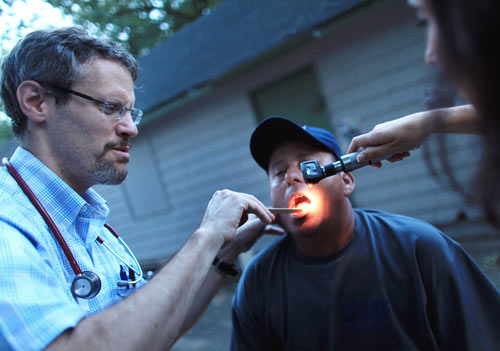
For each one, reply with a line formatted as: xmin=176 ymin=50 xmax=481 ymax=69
xmin=2 ymin=158 xmax=143 ymax=299
xmin=300 ymin=150 xmax=388 ymax=184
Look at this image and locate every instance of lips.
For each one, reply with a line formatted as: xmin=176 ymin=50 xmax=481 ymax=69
xmin=289 ymin=193 xmax=312 ymax=218
xmin=290 ymin=193 xmax=311 ymax=208
xmin=110 ymin=145 xmax=130 ymax=152
xmin=107 ymin=143 xmax=131 ymax=161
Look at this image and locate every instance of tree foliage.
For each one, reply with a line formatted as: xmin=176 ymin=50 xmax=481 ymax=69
xmin=0 ymin=120 xmax=13 ymax=143
xmin=1 ymin=0 xmax=222 ymax=141
xmin=45 ymin=0 xmax=226 ymax=56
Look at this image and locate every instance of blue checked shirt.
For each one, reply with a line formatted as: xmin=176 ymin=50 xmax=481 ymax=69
xmin=0 ymin=147 xmax=144 ymax=351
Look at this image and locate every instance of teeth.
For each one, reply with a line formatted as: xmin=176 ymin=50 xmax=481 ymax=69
xmin=291 ymin=194 xmax=311 ymax=208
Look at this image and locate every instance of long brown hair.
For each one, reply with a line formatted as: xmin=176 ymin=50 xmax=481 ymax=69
xmin=427 ymin=0 xmax=500 ymax=225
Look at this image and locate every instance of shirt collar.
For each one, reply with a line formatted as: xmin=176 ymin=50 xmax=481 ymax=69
xmin=9 ymin=147 xmax=109 ymax=232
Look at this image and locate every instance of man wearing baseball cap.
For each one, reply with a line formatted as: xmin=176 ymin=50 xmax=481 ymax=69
xmin=230 ymin=117 xmax=500 ymax=350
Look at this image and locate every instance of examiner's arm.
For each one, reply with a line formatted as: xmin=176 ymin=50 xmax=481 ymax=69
xmin=347 ymin=104 xmax=480 ymax=165
xmin=47 ymin=190 xmax=274 ymax=351
xmin=174 ymin=217 xmax=283 ymax=341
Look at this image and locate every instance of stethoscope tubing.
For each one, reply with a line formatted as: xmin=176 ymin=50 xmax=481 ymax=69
xmin=2 ymin=157 xmax=143 ymax=286
xmin=2 ymin=157 xmax=83 ymax=275
xmin=98 ymin=227 xmax=142 ymax=282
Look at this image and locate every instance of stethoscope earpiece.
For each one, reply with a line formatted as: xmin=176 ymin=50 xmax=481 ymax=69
xmin=71 ymin=271 xmax=101 ymax=299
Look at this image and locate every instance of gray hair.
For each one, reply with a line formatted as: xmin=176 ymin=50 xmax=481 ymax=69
xmin=0 ymin=26 xmax=138 ymax=136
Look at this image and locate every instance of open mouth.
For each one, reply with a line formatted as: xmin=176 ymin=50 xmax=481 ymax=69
xmin=289 ymin=193 xmax=313 ymax=217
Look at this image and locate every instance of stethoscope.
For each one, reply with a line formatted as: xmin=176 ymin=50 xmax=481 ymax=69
xmin=2 ymin=157 xmax=143 ymax=299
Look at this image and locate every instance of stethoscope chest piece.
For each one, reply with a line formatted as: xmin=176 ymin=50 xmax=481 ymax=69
xmin=71 ymin=271 xmax=101 ymax=299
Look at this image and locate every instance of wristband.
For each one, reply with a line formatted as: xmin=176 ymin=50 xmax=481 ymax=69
xmin=212 ymin=257 xmax=239 ymax=276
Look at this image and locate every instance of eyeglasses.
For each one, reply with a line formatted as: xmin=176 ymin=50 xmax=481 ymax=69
xmin=52 ymin=86 xmax=143 ymax=125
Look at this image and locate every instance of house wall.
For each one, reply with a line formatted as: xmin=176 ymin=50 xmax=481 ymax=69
xmin=94 ymin=0 xmax=499 ymax=272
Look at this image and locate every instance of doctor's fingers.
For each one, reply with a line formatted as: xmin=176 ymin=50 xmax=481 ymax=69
xmin=347 ymin=128 xmax=396 ymax=155
xmin=349 ymin=125 xmax=415 ymax=163
xmin=208 ymin=190 xmax=274 ymax=224
xmin=386 ymin=151 xmax=411 ymax=163
xmin=237 ymin=192 xmax=275 ymax=224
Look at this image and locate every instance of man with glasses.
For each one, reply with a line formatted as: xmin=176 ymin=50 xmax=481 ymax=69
xmin=0 ymin=27 xmax=275 ymax=350
xmin=48 ymin=86 xmax=144 ymax=125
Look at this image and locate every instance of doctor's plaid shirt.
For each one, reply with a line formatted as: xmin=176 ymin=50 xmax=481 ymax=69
xmin=0 ymin=147 xmax=144 ymax=351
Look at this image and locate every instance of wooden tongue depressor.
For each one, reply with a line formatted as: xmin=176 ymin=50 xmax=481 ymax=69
xmin=268 ymin=208 xmax=303 ymax=214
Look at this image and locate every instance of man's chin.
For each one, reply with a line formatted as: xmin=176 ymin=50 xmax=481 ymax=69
xmin=285 ymin=218 xmax=319 ymax=238
xmin=92 ymin=161 xmax=128 ymax=185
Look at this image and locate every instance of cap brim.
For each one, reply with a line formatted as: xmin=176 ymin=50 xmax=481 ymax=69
xmin=250 ymin=117 xmax=333 ymax=171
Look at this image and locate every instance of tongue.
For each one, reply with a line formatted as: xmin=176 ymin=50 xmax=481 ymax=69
xmin=290 ymin=194 xmax=312 ymax=215
xmin=296 ymin=201 xmax=312 ymax=213
xmin=293 ymin=195 xmax=310 ymax=207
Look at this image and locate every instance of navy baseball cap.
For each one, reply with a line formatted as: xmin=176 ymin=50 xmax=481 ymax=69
xmin=250 ymin=116 xmax=343 ymax=171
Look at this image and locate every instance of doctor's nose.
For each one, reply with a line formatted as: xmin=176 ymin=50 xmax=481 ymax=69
xmin=116 ymin=112 xmax=139 ymax=139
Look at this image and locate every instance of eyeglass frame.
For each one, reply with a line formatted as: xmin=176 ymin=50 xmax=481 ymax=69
xmin=49 ymin=86 xmax=143 ymax=125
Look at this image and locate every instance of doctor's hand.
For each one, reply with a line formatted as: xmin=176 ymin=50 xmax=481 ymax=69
xmin=347 ymin=111 xmax=430 ymax=167
xmin=199 ymin=190 xmax=274 ymax=247
xmin=230 ymin=215 xmax=285 ymax=254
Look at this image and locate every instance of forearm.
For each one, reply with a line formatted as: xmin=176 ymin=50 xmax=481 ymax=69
xmin=347 ymin=104 xmax=482 ymax=163
xmin=429 ymin=104 xmax=481 ymax=135
xmin=48 ymin=228 xmax=223 ymax=351
xmin=176 ymin=243 xmax=241 ymax=339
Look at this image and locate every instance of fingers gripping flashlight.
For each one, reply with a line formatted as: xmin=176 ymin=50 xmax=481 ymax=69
xmin=300 ymin=150 xmax=387 ymax=184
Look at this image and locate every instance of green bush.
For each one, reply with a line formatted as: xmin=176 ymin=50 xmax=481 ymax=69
xmin=0 ymin=120 xmax=13 ymax=143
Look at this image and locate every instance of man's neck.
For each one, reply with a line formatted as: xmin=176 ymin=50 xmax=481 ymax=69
xmin=292 ymin=205 xmax=356 ymax=258
xmin=20 ymin=143 xmax=91 ymax=196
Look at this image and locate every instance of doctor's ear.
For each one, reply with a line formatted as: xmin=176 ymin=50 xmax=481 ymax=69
xmin=16 ymin=80 xmax=52 ymax=124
